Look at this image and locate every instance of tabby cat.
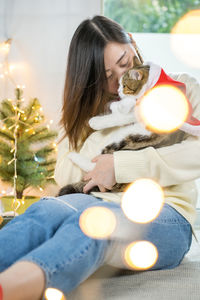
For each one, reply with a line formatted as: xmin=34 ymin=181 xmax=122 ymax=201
xmin=58 ymin=57 xmax=190 ymax=196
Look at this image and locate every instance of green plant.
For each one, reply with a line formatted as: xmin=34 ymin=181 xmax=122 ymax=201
xmin=104 ymin=0 xmax=200 ymax=33
xmin=0 ymin=88 xmax=58 ymax=199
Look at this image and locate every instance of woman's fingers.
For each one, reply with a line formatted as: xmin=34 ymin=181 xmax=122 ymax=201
xmin=98 ymin=184 xmax=107 ymax=193
xmin=83 ymin=172 xmax=91 ymax=181
xmin=83 ymin=154 xmax=116 ymax=193
xmin=91 ymin=155 xmax=100 ymax=163
xmin=83 ymin=180 xmax=107 ymax=194
xmin=83 ymin=179 xmax=95 ymax=194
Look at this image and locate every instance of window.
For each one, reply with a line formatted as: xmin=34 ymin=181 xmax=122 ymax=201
xmin=104 ymin=0 xmax=200 ymax=33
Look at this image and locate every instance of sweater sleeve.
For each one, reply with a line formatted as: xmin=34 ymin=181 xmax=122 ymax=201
xmin=54 ymin=129 xmax=83 ymax=187
xmin=114 ymin=73 xmax=200 ymax=187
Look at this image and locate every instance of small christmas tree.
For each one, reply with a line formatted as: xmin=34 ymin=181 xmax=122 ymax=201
xmin=0 ymin=87 xmax=58 ymax=201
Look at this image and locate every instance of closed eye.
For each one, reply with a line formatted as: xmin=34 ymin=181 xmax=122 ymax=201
xmin=120 ymin=59 xmax=132 ymax=68
xmin=120 ymin=61 xmax=129 ymax=67
xmin=107 ymin=60 xmax=132 ymax=79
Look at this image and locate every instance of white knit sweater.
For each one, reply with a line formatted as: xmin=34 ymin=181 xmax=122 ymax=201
xmin=54 ymin=73 xmax=200 ymax=226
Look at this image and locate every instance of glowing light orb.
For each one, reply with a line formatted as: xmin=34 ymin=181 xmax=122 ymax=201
xmin=45 ymin=288 xmax=66 ymax=300
xmin=0 ymin=40 xmax=11 ymax=54
xmin=79 ymin=206 xmax=116 ymax=239
xmin=137 ymin=85 xmax=189 ymax=133
xmin=171 ymin=9 xmax=200 ymax=68
xmin=124 ymin=241 xmax=158 ymax=270
xmin=121 ymin=178 xmax=164 ymax=223
xmin=172 ymin=9 xmax=200 ymax=34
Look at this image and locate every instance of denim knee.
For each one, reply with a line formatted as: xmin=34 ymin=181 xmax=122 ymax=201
xmin=105 ymin=204 xmax=193 ymax=271
xmin=16 ymin=210 xmax=110 ymax=296
xmin=147 ymin=206 xmax=193 ymax=270
xmin=23 ymin=197 xmax=77 ymax=234
xmin=26 ymin=197 xmax=73 ymax=218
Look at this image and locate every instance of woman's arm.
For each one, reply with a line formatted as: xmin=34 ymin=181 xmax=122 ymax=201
xmin=114 ymin=73 xmax=200 ymax=187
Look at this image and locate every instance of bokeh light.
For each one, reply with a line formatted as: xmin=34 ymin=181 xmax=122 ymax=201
xmin=121 ymin=178 xmax=164 ymax=223
xmin=79 ymin=206 xmax=116 ymax=239
xmin=124 ymin=241 xmax=158 ymax=270
xmin=171 ymin=9 xmax=200 ymax=68
xmin=172 ymin=9 xmax=200 ymax=34
xmin=44 ymin=288 xmax=66 ymax=300
xmin=0 ymin=40 xmax=11 ymax=54
xmin=137 ymin=85 xmax=189 ymax=133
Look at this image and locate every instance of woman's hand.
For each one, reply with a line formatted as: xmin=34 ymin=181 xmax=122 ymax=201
xmin=83 ymin=154 xmax=116 ymax=193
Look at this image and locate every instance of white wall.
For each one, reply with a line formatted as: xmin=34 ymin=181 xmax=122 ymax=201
xmin=0 ymin=0 xmax=102 ymax=130
xmin=133 ymin=33 xmax=200 ymax=81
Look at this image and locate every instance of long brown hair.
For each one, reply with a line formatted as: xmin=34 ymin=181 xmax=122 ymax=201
xmin=60 ymin=15 xmax=142 ymax=150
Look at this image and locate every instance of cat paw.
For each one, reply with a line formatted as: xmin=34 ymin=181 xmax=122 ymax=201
xmin=89 ymin=116 xmax=105 ymax=130
xmin=110 ymin=101 xmax=120 ymax=113
xmin=68 ymin=152 xmax=79 ymax=162
xmin=68 ymin=152 xmax=96 ymax=172
xmin=110 ymin=97 xmax=136 ymax=114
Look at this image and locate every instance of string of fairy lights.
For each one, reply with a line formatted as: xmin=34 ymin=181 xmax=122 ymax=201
xmin=0 ymin=38 xmax=57 ymax=215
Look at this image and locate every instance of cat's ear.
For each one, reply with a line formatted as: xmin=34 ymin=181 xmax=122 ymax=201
xmin=129 ymin=69 xmax=142 ymax=81
xmin=127 ymin=32 xmax=144 ymax=65
xmin=132 ymin=56 xmax=143 ymax=67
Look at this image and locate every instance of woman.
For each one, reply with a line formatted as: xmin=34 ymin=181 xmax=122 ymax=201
xmin=0 ymin=15 xmax=200 ymax=300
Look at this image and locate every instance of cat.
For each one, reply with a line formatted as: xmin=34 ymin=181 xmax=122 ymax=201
xmin=58 ymin=58 xmax=191 ymax=196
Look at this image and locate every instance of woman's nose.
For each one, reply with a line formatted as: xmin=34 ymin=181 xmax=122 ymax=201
xmin=116 ymin=73 xmax=122 ymax=83
xmin=117 ymin=67 xmax=129 ymax=81
xmin=114 ymin=79 xmax=120 ymax=91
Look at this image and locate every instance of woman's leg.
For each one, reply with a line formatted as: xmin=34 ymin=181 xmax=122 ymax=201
xmin=0 ymin=194 xmax=105 ymax=300
xmin=0 ymin=199 xmax=192 ymax=299
xmin=0 ymin=194 xmax=98 ymax=272
xmin=13 ymin=204 xmax=112 ymax=296
xmin=147 ymin=204 xmax=192 ymax=270
xmin=106 ymin=203 xmax=192 ymax=270
xmin=0 ymin=261 xmax=45 ymax=300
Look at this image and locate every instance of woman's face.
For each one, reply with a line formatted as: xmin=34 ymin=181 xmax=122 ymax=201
xmin=104 ymin=42 xmax=137 ymax=95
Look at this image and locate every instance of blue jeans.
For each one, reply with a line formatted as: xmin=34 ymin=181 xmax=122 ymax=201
xmin=0 ymin=194 xmax=192 ymax=297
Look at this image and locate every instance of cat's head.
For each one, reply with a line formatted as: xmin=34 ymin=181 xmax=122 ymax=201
xmin=118 ymin=56 xmax=150 ymax=99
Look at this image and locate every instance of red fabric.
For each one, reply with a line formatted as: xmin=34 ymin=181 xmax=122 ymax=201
xmin=0 ymin=284 xmax=3 ymax=300
xmin=155 ymin=68 xmax=186 ymax=93
xmin=187 ymin=115 xmax=200 ymax=125
xmin=155 ymin=68 xmax=200 ymax=126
